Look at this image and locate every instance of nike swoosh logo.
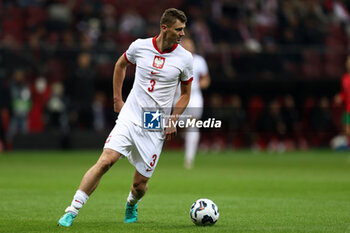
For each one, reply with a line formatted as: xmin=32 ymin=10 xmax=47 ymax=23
xmin=75 ymin=199 xmax=83 ymax=204
xmin=146 ymin=169 xmax=153 ymax=172
xmin=151 ymin=71 xmax=159 ymax=75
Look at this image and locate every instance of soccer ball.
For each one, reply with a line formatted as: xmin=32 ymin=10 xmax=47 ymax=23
xmin=189 ymin=198 xmax=219 ymax=226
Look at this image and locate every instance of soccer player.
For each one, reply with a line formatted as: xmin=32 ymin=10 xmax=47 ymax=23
xmin=176 ymin=37 xmax=210 ymax=169
xmin=57 ymin=8 xmax=193 ymax=227
xmin=335 ymin=54 xmax=350 ymax=146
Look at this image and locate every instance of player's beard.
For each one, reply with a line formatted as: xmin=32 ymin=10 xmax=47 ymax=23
xmin=165 ymin=31 xmax=180 ymax=45
xmin=176 ymin=36 xmax=182 ymax=44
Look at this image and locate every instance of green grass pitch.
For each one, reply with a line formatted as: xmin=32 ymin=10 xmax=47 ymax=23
xmin=1 ymin=149 xmax=350 ymax=233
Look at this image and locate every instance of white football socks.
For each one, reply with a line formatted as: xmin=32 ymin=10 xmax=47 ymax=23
xmin=69 ymin=190 xmax=89 ymax=215
xmin=185 ymin=129 xmax=200 ymax=168
xmin=127 ymin=191 xmax=140 ymax=206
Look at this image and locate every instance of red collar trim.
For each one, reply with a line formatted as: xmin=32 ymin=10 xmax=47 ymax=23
xmin=152 ymin=36 xmax=178 ymax=54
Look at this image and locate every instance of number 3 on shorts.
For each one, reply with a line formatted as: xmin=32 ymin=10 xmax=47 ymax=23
xmin=150 ymin=154 xmax=157 ymax=167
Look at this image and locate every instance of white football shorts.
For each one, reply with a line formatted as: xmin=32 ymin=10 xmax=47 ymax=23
xmin=104 ymin=119 xmax=165 ymax=178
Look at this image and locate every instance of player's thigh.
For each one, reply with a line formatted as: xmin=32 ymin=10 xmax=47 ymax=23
xmin=132 ymin=126 xmax=164 ymax=177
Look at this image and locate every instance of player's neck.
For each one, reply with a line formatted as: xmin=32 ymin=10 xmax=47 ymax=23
xmin=156 ymin=34 xmax=174 ymax=53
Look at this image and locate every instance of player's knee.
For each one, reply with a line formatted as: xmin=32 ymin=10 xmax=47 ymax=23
xmin=97 ymin=158 xmax=114 ymax=173
xmin=96 ymin=155 xmax=115 ymax=173
xmin=96 ymin=150 xmax=119 ymax=173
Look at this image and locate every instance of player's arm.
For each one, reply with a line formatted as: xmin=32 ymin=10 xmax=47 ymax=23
xmin=164 ymin=81 xmax=192 ymax=141
xmin=113 ymin=53 xmax=130 ymax=113
xmin=199 ymin=58 xmax=211 ymax=90
xmin=199 ymin=73 xmax=211 ymax=90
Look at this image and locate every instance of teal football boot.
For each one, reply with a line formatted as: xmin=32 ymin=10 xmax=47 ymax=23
xmin=57 ymin=207 xmax=78 ymax=227
xmin=124 ymin=203 xmax=138 ymax=223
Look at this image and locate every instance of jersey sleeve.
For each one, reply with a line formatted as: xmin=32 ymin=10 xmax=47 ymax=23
xmin=180 ymin=53 xmax=193 ymax=84
xmin=198 ymin=56 xmax=209 ymax=76
xmin=124 ymin=40 xmax=138 ymax=65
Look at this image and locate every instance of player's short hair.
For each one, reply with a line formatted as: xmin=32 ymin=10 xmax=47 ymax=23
xmin=160 ymin=8 xmax=187 ymax=27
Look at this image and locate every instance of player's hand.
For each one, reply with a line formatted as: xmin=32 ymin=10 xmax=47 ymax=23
xmin=164 ymin=126 xmax=177 ymax=141
xmin=164 ymin=116 xmax=177 ymax=141
xmin=113 ymin=98 xmax=124 ymax=113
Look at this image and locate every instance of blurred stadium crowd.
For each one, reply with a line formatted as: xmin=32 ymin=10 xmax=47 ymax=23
xmin=1 ymin=0 xmax=350 ymax=151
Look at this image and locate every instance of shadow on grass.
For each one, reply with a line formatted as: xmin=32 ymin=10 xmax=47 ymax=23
xmin=68 ymin=220 xmax=225 ymax=233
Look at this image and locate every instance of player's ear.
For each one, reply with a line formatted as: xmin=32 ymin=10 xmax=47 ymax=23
xmin=161 ymin=24 xmax=167 ymax=32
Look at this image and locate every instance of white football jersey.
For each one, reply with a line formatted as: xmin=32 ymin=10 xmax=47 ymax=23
xmin=191 ymin=54 xmax=208 ymax=96
xmin=175 ymin=53 xmax=208 ymax=109
xmin=118 ymin=36 xmax=193 ymax=127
